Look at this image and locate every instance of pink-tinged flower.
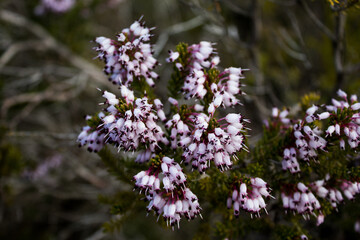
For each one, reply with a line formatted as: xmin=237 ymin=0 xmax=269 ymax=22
xmin=282 ymin=147 xmax=300 ymax=174
xmin=325 ymin=90 xmax=360 ymax=149
xmin=77 ymin=87 xmax=168 ymax=153
xmin=310 ymin=177 xmax=360 ymax=212
xmin=94 ymin=18 xmax=159 ymax=87
xmin=281 ymin=182 xmax=321 ymax=220
xmin=77 ymin=113 xmax=106 ymax=153
xmin=268 ymin=104 xmax=332 ymax=174
xmin=134 ymin=156 xmax=201 ymax=229
xmin=280 ymin=121 xmax=326 ymax=174
xmin=134 ymin=156 xmax=187 ymax=192
xmin=355 ymin=220 xmax=360 ymax=233
xmin=135 ymin=149 xmax=154 ymax=163
xmin=209 ymin=67 xmax=246 ymax=107
xmin=145 ymin=187 xmax=201 ymax=229
xmin=167 ymin=41 xmax=217 ymax=68
xmin=337 ymin=89 xmax=347 ymax=99
xmin=166 ymin=51 xmax=180 ymax=62
xmin=301 ymin=234 xmax=308 ymax=240
xmin=167 ymin=42 xmax=246 ymax=107
xmin=228 ymin=177 xmax=272 ymax=218
xmin=340 ymin=180 xmax=360 ymax=200
xmin=22 ymin=155 xmax=63 ymax=180
xmin=271 ymin=107 xmax=291 ymax=125
xmin=317 ymin=213 xmax=325 ymax=226
xmin=305 ymin=104 xmax=330 ymax=123
xmin=166 ymin=107 xmax=248 ymax=173
xmin=35 ymin=0 xmax=75 ymax=14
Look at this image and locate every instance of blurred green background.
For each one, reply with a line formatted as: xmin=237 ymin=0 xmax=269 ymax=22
xmin=1 ymin=0 xmax=360 ymax=239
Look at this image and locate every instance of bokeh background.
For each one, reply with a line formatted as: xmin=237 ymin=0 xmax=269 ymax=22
xmin=1 ymin=0 xmax=360 ymax=239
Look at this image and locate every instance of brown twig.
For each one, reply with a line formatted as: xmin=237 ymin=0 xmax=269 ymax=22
xmin=0 ymin=9 xmax=111 ymax=88
xmin=300 ymin=0 xmax=336 ymax=41
xmin=1 ymin=83 xmax=73 ymax=117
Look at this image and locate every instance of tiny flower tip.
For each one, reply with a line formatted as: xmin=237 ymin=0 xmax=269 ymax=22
xmin=350 ymin=94 xmax=358 ymax=102
xmin=318 ymin=112 xmax=330 ymax=120
xmin=337 ymin=89 xmax=347 ymax=98
xmin=351 ymin=103 xmax=360 ymax=110
xmin=168 ymin=97 xmax=178 ymax=106
xmin=272 ymin=108 xmax=279 ymax=117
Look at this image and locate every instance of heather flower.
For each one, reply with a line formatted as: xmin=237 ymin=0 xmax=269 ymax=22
xmin=94 ymin=18 xmax=159 ymax=87
xmin=167 ymin=41 xmax=217 ymax=69
xmin=228 ymin=177 xmax=272 ymax=218
xmin=301 ymin=234 xmax=308 ymax=240
xmin=293 ymin=122 xmax=326 ymax=161
xmin=282 ymin=147 xmax=300 ymax=174
xmin=281 ymin=182 xmax=321 ymax=220
xmin=317 ymin=213 xmax=325 ymax=226
xmin=167 ymin=43 xmax=246 ymax=107
xmin=23 ymin=155 xmax=63 ymax=180
xmin=77 ymin=114 xmax=107 ymax=153
xmin=165 ymin=112 xmax=191 ymax=149
xmin=77 ymin=87 xmax=168 ymax=153
xmin=324 ymin=89 xmax=360 ymax=149
xmin=75 ymin=16 xmax=360 ymax=237
xmin=210 ymin=67 xmax=246 ymax=107
xmin=35 ymin=0 xmax=75 ymax=14
xmin=270 ymin=91 xmax=360 ymax=174
xmin=145 ymin=187 xmax=201 ymax=229
xmin=134 ymin=156 xmax=187 ymax=192
xmin=340 ymin=180 xmax=360 ymax=200
xmin=268 ymin=107 xmax=291 ymax=127
xmin=280 ymin=120 xmax=326 ymax=174
xmin=305 ymin=104 xmax=330 ymax=123
xmin=282 ymin=177 xmax=360 ymax=222
xmin=135 ymin=149 xmax=154 ymax=163
xmin=166 ymin=107 xmax=248 ymax=173
xmin=311 ymin=177 xmax=360 ymax=211
xmin=355 ymin=220 xmax=360 ymax=233
xmin=134 ymin=156 xmax=201 ymax=229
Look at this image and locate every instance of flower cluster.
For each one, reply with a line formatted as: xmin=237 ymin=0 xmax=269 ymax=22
xmin=77 ymin=19 xmax=275 ymax=231
xmin=278 ymin=177 xmax=360 ymax=225
xmin=227 ymin=177 xmax=272 ymax=218
xmin=77 ymin=86 xmax=168 ymax=153
xmin=303 ymin=104 xmax=330 ymax=123
xmin=325 ymin=89 xmax=360 ymax=149
xmin=270 ymin=107 xmax=291 ymax=125
xmin=75 ymin=17 xmax=360 ymax=238
xmin=134 ymin=156 xmax=201 ymax=229
xmin=210 ymin=67 xmax=246 ymax=108
xmin=167 ymin=41 xmax=218 ymax=70
xmin=311 ymin=178 xmax=360 ymax=210
xmin=35 ymin=0 xmax=75 ymax=14
xmin=95 ymin=18 xmax=158 ymax=86
xmin=292 ymin=122 xmax=327 ymax=161
xmin=270 ymin=105 xmax=329 ymax=174
xmin=135 ymin=149 xmax=154 ymax=163
xmin=267 ymin=90 xmax=360 ymax=227
xmin=281 ymin=182 xmax=321 ymax=220
xmin=166 ymin=108 xmax=247 ymax=173
xmin=134 ymin=156 xmax=186 ymax=192
xmin=167 ymin=43 xmax=245 ymax=107
xmin=272 ymin=89 xmax=360 ymax=175
xmin=277 ymin=115 xmax=327 ymax=174
xmin=282 ymin=147 xmax=300 ymax=174
xmin=77 ymin=113 xmax=106 ymax=153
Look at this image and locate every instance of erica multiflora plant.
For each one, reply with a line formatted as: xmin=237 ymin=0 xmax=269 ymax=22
xmin=77 ymin=18 xmax=360 ymax=238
